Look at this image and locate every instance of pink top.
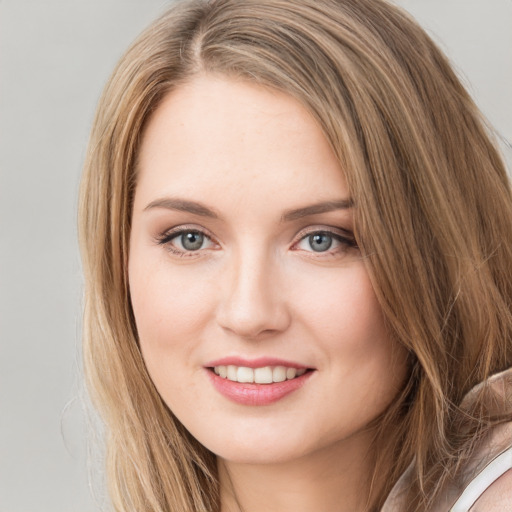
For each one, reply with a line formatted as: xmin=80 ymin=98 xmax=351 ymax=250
xmin=381 ymin=368 xmax=512 ymax=511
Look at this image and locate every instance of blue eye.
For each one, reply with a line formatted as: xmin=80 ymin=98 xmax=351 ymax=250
xmin=294 ymin=229 xmax=357 ymax=255
xmin=178 ymin=231 xmax=205 ymax=251
xmin=158 ymin=229 xmax=214 ymax=254
xmin=308 ymin=233 xmax=333 ymax=252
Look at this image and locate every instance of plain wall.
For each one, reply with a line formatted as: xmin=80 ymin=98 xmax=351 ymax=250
xmin=0 ymin=1 xmax=510 ymax=511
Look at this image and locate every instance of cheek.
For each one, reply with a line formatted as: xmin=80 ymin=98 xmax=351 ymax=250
xmin=296 ymin=262 xmax=388 ymax=351
xmin=130 ymin=253 xmax=212 ymax=341
xmin=128 ymin=252 xmax=208 ymax=388
xmin=295 ymin=263 xmax=407 ymax=406
xmin=129 ymin=266 xmax=204 ymax=416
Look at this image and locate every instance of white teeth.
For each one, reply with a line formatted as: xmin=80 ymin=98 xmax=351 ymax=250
xmin=237 ymin=366 xmax=254 ymax=383
xmin=254 ymin=366 xmax=273 ymax=384
xmin=213 ymin=365 xmax=308 ymax=384
xmin=227 ymin=365 xmax=237 ymax=381
xmin=286 ymin=367 xmax=297 ymax=380
xmin=273 ymin=366 xmax=287 ymax=382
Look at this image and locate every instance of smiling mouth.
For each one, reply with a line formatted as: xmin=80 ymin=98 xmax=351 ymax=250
xmin=210 ymin=365 xmax=309 ymax=384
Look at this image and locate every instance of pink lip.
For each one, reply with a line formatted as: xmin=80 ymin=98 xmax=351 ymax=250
xmin=204 ymin=358 xmax=314 ymax=406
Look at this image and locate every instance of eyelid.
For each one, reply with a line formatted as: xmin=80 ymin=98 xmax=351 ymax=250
xmin=154 ymin=224 xmax=356 ymax=256
xmin=155 ymin=224 xmax=220 ymax=253
xmin=291 ymin=225 xmax=358 ymax=256
xmin=292 ymin=225 xmax=356 ymax=244
xmin=156 ymin=223 xmax=215 ymax=240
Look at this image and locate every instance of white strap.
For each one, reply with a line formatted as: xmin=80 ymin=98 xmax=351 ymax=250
xmin=450 ymin=445 xmax=512 ymax=512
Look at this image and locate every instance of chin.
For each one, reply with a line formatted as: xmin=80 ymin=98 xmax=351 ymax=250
xmin=192 ymin=419 xmax=350 ymax=467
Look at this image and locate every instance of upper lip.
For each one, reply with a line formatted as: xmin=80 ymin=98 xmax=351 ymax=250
xmin=204 ymin=356 xmax=312 ymax=369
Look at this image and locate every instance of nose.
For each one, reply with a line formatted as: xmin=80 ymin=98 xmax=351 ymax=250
xmin=216 ymin=247 xmax=291 ymax=339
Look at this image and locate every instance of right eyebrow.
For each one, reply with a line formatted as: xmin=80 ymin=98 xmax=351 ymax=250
xmin=143 ymin=197 xmax=219 ymax=219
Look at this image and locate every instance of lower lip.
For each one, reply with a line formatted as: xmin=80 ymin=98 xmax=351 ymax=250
xmin=206 ymin=369 xmax=314 ymax=406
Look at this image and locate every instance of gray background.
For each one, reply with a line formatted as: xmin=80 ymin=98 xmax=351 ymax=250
xmin=0 ymin=1 xmax=510 ymax=511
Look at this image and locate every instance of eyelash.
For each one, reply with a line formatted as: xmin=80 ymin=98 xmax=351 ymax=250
xmin=156 ymin=225 xmax=218 ymax=258
xmin=292 ymin=227 xmax=358 ymax=257
xmin=155 ymin=225 xmax=358 ymax=258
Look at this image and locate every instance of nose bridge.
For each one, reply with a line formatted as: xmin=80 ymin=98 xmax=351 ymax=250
xmin=217 ymin=241 xmax=289 ymax=338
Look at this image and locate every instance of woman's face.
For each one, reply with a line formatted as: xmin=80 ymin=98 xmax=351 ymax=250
xmin=129 ymin=75 xmax=408 ymax=465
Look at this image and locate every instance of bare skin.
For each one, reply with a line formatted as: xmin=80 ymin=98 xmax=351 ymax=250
xmin=129 ymin=74 xmax=409 ymax=512
xmin=471 ymin=469 xmax=512 ymax=511
xmin=218 ymin=431 xmax=382 ymax=512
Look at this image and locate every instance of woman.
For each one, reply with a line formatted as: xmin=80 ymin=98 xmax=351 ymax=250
xmin=79 ymin=0 xmax=512 ymax=510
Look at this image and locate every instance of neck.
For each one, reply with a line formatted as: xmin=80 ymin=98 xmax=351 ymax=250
xmin=218 ymin=429 xmax=383 ymax=512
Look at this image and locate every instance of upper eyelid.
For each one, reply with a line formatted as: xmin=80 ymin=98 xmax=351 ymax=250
xmin=156 ymin=226 xmax=218 ymax=257
xmin=293 ymin=225 xmax=355 ymax=241
xmin=157 ymin=224 xmax=216 ymax=241
xmin=291 ymin=226 xmax=358 ymax=254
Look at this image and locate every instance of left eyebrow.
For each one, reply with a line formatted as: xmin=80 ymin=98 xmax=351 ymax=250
xmin=281 ymin=199 xmax=354 ymax=222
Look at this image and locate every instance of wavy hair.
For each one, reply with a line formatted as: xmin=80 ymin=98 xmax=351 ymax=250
xmin=79 ymin=0 xmax=512 ymax=510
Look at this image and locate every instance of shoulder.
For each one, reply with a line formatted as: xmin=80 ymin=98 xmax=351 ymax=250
xmin=447 ymin=369 xmax=512 ymax=511
xmin=471 ymin=468 xmax=512 ymax=511
xmin=449 ymin=404 xmax=512 ymax=511
xmin=383 ymin=369 xmax=512 ymax=512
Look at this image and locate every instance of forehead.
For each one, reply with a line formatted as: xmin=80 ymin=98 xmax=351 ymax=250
xmin=135 ymin=75 xmax=349 ymax=212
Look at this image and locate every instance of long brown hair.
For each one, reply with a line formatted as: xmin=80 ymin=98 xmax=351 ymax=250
xmin=79 ymin=1 xmax=512 ymax=510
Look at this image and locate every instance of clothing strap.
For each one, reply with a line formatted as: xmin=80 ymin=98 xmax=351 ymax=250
xmin=450 ymin=444 xmax=512 ymax=511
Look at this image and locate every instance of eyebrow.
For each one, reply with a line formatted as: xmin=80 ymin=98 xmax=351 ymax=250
xmin=281 ymin=199 xmax=354 ymax=222
xmin=143 ymin=197 xmax=354 ymax=221
xmin=144 ymin=198 xmax=219 ymax=218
